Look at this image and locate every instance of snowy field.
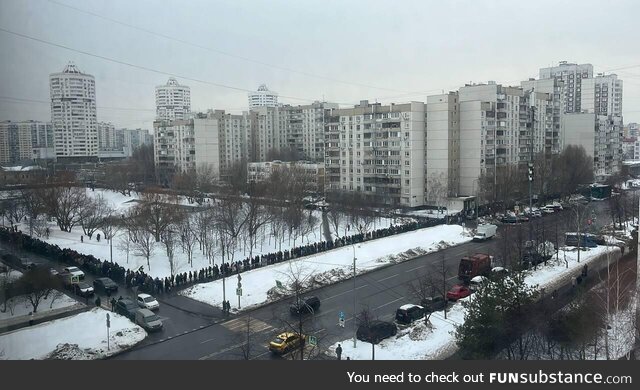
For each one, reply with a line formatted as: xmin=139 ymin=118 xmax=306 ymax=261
xmin=331 ymin=244 xmax=622 ymax=360
xmin=14 ymin=189 xmax=397 ymax=279
xmin=181 ymin=224 xmax=472 ymax=311
xmin=0 ymin=307 xmax=146 ymax=360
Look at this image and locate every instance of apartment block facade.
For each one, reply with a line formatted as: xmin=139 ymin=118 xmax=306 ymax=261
xmin=155 ymin=78 xmax=191 ymax=120
xmin=50 ymin=62 xmax=98 ymax=158
xmin=324 ymin=101 xmax=426 ymax=207
xmin=539 ymin=62 xmax=593 ymax=114
xmin=248 ymin=84 xmax=278 ymax=109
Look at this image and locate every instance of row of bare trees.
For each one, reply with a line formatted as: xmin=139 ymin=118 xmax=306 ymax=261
xmin=478 ymin=145 xmax=595 ymax=211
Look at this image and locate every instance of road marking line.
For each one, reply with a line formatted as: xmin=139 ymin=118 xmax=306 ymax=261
xmin=323 ymin=284 xmax=368 ymax=300
xmin=200 ymin=338 xmax=215 ymax=344
xmin=405 ymin=265 xmax=426 ymax=273
xmin=373 ymin=296 xmax=405 ymax=311
xmin=377 ymin=274 xmax=399 ymax=282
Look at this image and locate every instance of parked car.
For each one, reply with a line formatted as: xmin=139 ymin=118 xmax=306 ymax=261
xmin=289 ymin=296 xmax=320 ymax=315
xmin=446 ymin=285 xmax=472 ymax=301
xmin=356 ymin=320 xmax=397 ymax=344
xmin=420 ymin=296 xmax=446 ymax=314
xmin=115 ymin=298 xmax=139 ymax=320
xmin=469 ymin=276 xmax=488 ymax=291
xmin=564 ymin=233 xmax=598 ymax=248
xmin=93 ymin=277 xmax=118 ymax=294
xmin=395 ymin=304 xmax=425 ymax=325
xmin=540 ymin=206 xmax=555 ymax=214
xmin=516 ymin=215 xmax=530 ymax=223
xmin=74 ymin=282 xmax=94 ymax=297
xmin=458 ymin=253 xmax=492 ymax=282
xmin=64 ymin=266 xmax=85 ymax=279
xmin=137 ymin=293 xmax=159 ymax=310
xmin=135 ymin=308 xmax=163 ymax=331
xmin=49 ymin=268 xmax=59 ymax=276
xmin=268 ymin=332 xmax=305 ymax=354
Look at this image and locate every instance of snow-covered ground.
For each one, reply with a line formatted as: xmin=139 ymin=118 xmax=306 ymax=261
xmin=181 ymin=225 xmax=472 ymax=311
xmin=331 ymin=245 xmax=622 ymax=360
xmin=16 ymin=189 xmax=398 ymax=279
xmin=0 ymin=291 xmax=79 ymax=321
xmin=0 ymin=307 xmax=146 ymax=360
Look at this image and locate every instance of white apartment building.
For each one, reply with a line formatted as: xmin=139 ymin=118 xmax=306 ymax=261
xmin=0 ymin=121 xmax=32 ymax=164
xmin=562 ymin=113 xmax=623 ymax=180
xmin=581 ymin=73 xmax=623 ymax=117
xmin=539 ymin=62 xmax=593 ymax=114
xmin=282 ymin=102 xmax=338 ymax=162
xmin=97 ymin=122 xmax=117 ymax=150
xmin=425 ymin=92 xmax=460 ymax=199
xmin=50 ymin=62 xmax=98 ymax=159
xmin=247 ymin=160 xmax=324 ymax=191
xmin=324 ymin=101 xmax=426 ymax=207
xmin=248 ymin=84 xmax=278 ymax=109
xmin=458 ymin=82 xmax=554 ymax=197
xmin=155 ymin=78 xmax=191 ymax=120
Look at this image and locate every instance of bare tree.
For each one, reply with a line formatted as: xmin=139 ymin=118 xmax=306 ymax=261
xmin=17 ymin=267 xmax=61 ymax=313
xmin=20 ymin=188 xmax=46 ymax=236
xmin=2 ymin=198 xmax=26 ymax=228
xmin=179 ymin=213 xmax=198 ymax=268
xmin=45 ymin=186 xmax=88 ymax=232
xmin=556 ymin=145 xmax=594 ymax=201
xmin=101 ymin=216 xmax=121 ymax=263
xmin=431 ymin=253 xmax=452 ymax=319
xmin=161 ymin=228 xmax=179 ymax=277
xmin=138 ymin=189 xmax=181 ymax=242
xmin=127 ymin=211 xmax=155 ymax=270
xmin=425 ymin=172 xmax=448 ymax=215
xmin=78 ymin=194 xmax=112 ymax=238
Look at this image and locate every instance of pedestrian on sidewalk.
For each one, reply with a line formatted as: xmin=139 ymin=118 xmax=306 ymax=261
xmin=336 ymin=344 xmax=342 ymax=360
xmin=110 ymin=297 xmax=117 ymax=312
xmin=80 ymin=235 xmax=83 ymax=243
xmin=95 ymin=296 xmax=101 ymax=308
xmin=29 ymin=312 xmax=34 ymax=326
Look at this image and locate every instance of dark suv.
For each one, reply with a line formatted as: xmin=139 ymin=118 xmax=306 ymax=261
xmin=289 ymin=296 xmax=321 ymax=315
xmin=395 ymin=304 xmax=425 ymax=325
xmin=115 ymin=298 xmax=138 ymax=320
xmin=93 ymin=277 xmax=118 ymax=294
xmin=356 ymin=320 xmax=397 ymax=344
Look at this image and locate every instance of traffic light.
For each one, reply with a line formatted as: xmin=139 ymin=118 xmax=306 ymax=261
xmin=528 ymin=163 xmax=534 ymax=182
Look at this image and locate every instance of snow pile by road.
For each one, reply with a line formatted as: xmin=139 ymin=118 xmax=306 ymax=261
xmin=181 ymin=225 xmax=471 ymax=311
xmin=330 ymin=245 xmax=621 ymax=360
xmin=0 ymin=291 xmax=79 ymax=321
xmin=0 ymin=307 xmax=146 ymax=360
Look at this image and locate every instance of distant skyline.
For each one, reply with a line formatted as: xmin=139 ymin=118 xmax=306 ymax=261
xmin=1 ymin=0 xmax=639 ymax=129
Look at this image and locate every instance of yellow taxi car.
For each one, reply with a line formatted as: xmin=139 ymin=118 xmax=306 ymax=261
xmin=268 ymin=332 xmax=306 ymax=354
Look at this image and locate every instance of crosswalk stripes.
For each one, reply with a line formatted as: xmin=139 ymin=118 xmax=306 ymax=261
xmin=221 ymin=317 xmax=273 ymax=334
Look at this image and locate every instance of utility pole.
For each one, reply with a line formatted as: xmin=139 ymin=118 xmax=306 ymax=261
xmin=528 ymin=162 xmax=534 ymax=241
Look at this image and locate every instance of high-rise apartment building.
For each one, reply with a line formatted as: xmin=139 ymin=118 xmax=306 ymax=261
xmin=539 ymin=62 xmax=593 ymax=114
xmin=457 ymin=82 xmax=554 ymax=196
xmin=155 ymin=78 xmax=191 ymax=120
xmin=97 ymin=122 xmax=117 ymax=150
xmin=248 ymin=84 xmax=278 ymax=108
xmin=50 ymin=62 xmax=98 ymax=159
xmin=425 ymin=92 xmax=460 ymax=199
xmin=581 ymin=73 xmax=623 ymax=117
xmin=324 ymin=101 xmax=426 ymax=207
xmin=0 ymin=121 xmax=32 ymax=164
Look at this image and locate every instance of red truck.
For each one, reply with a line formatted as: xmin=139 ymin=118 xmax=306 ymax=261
xmin=458 ymin=253 xmax=492 ymax=282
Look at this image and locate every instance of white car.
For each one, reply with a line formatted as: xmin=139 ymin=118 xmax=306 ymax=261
xmin=64 ymin=266 xmax=85 ymax=279
xmin=137 ymin=293 xmax=160 ymax=310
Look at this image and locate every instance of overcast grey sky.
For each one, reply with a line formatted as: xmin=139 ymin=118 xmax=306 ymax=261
xmin=1 ymin=0 xmax=639 ymax=129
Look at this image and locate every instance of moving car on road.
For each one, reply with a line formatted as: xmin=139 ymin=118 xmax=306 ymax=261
xmin=74 ymin=282 xmax=94 ymax=297
xmin=137 ymin=293 xmax=159 ymax=310
xmin=135 ymin=309 xmax=163 ymax=331
xmin=64 ymin=266 xmax=84 ymax=279
xmin=473 ymin=224 xmax=497 ymax=241
xmin=289 ymin=296 xmax=320 ymax=315
xmin=269 ymin=332 xmax=306 ymax=354
xmin=356 ymin=320 xmax=398 ymax=344
xmin=458 ymin=253 xmax=492 ymax=282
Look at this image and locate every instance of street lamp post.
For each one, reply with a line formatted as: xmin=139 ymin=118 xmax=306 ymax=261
xmin=472 ymin=178 xmax=480 ymax=219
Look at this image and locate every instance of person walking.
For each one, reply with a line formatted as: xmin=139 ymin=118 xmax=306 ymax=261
xmin=336 ymin=344 xmax=342 ymax=360
xmin=80 ymin=235 xmax=83 ymax=243
xmin=110 ymin=297 xmax=117 ymax=312
xmin=95 ymin=296 xmax=101 ymax=308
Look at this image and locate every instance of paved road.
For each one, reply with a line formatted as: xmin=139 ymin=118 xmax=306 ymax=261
xmin=113 ymin=197 xmax=620 ymax=360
